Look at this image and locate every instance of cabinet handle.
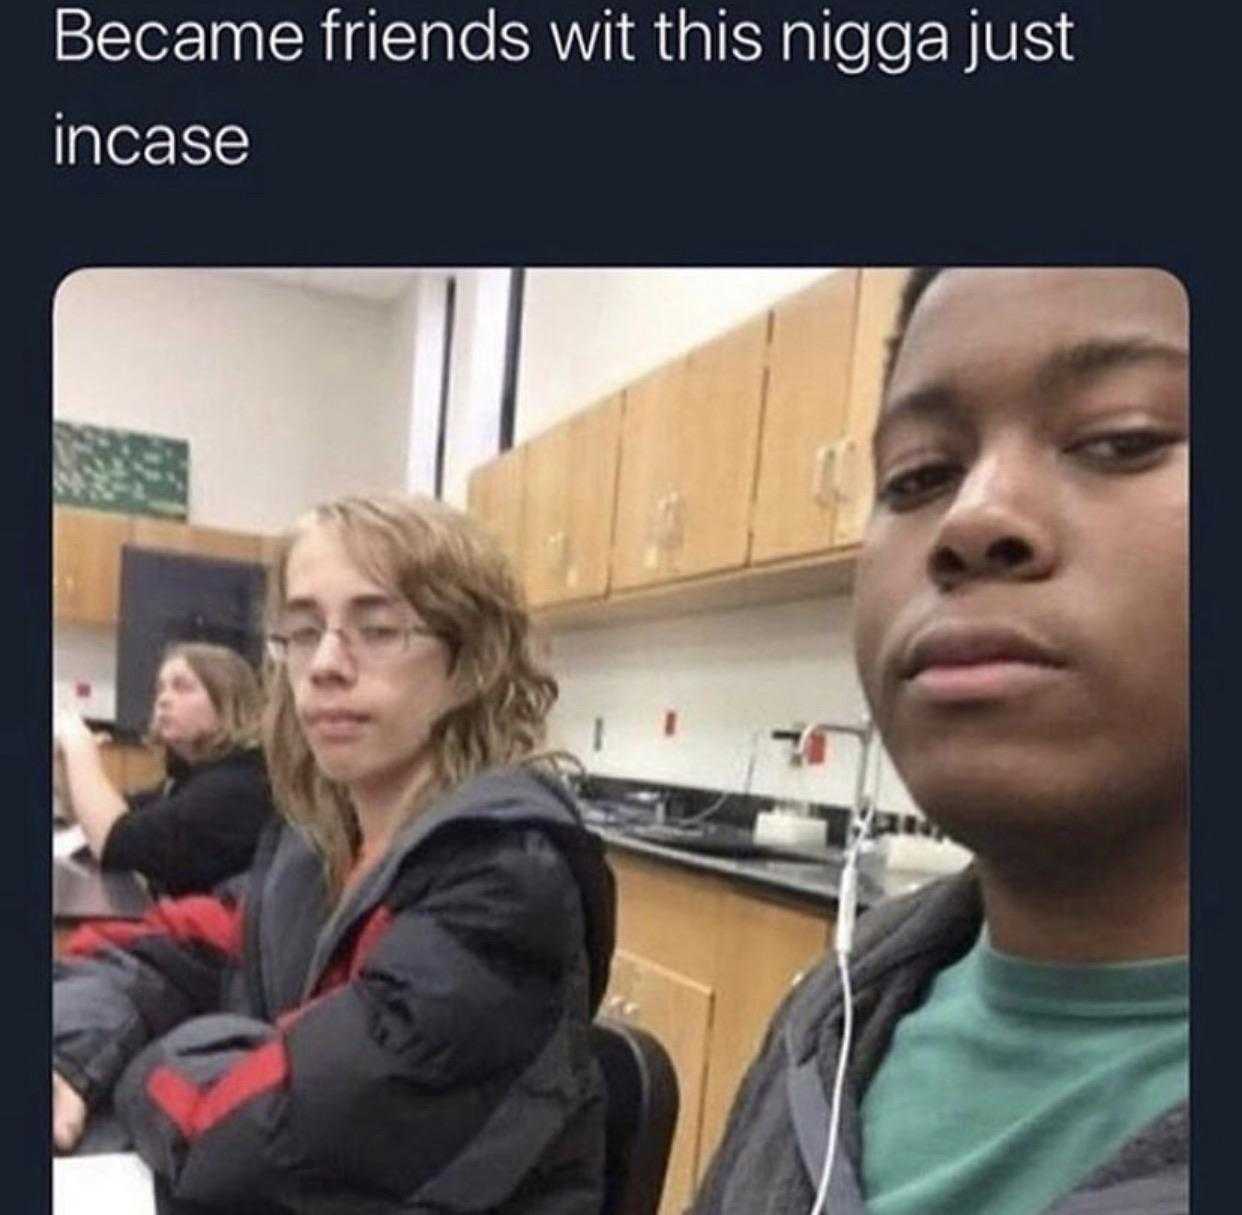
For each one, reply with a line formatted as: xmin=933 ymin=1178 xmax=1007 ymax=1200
xmin=545 ymin=530 xmax=568 ymax=573
xmin=834 ymin=438 xmax=859 ymax=506
xmin=648 ymin=495 xmax=666 ymax=545
xmin=663 ymin=491 xmax=684 ymax=550
xmin=621 ymin=1000 xmax=639 ymax=1018
xmin=811 ymin=443 xmax=837 ymax=507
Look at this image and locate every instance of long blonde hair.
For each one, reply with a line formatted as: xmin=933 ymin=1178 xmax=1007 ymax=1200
xmin=147 ymin=642 xmax=263 ymax=762
xmin=262 ymin=493 xmax=559 ymax=895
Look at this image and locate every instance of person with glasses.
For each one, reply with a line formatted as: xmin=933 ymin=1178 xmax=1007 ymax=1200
xmin=54 ymin=642 xmax=275 ymax=896
xmin=53 ymin=493 xmax=616 ymax=1214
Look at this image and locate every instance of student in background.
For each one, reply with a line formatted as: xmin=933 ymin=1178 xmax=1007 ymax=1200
xmin=54 ymin=493 xmax=615 ymax=1214
xmin=693 ymin=268 xmax=1189 ymax=1215
xmin=54 ymin=642 xmax=275 ymax=896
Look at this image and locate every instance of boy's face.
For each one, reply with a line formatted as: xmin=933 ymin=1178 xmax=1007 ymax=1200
xmin=853 ymin=269 xmax=1188 ymax=855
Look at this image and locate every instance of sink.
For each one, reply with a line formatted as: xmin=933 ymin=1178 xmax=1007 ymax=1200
xmin=620 ymin=822 xmax=831 ymax=864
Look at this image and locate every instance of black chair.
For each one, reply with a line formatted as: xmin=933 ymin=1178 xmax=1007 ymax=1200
xmin=591 ymin=1018 xmax=681 ymax=1215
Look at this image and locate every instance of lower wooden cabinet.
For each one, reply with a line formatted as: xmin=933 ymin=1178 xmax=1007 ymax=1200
xmin=603 ymin=848 xmax=831 ymax=1213
xmin=98 ymin=742 xmax=165 ymax=794
xmin=600 ymin=951 xmax=714 ymax=1215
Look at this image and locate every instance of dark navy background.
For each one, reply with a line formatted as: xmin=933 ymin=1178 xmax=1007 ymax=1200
xmin=13 ymin=1 xmax=1227 ymax=1209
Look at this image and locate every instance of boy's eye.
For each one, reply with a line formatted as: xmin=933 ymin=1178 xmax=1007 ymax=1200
xmin=1069 ymin=429 xmax=1178 ymax=468
xmin=878 ymin=461 xmax=961 ymax=510
xmin=286 ymin=625 xmax=322 ymax=648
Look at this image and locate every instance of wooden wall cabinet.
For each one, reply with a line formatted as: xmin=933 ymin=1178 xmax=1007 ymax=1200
xmin=466 ymin=445 xmax=528 ymax=582
xmin=521 ymin=395 xmax=623 ymax=608
xmin=53 ymin=507 xmax=132 ymax=625
xmin=610 ymin=359 xmax=685 ymax=591
xmin=750 ymin=271 xmax=860 ymax=564
xmin=831 ymin=268 xmax=913 ymax=547
xmin=54 ymin=505 xmax=273 ymax=625
xmin=612 ymin=316 xmax=768 ymax=591
xmin=464 ymin=268 xmax=913 ymax=626
xmin=130 ymin=517 xmax=265 ymax=563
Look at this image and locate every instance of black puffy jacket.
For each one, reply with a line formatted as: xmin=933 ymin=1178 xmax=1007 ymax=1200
xmin=54 ymin=765 xmax=616 ymax=1214
xmin=102 ymin=746 xmax=275 ymax=896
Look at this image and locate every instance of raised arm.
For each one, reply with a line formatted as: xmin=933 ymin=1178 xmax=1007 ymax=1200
xmin=54 ymin=710 xmax=129 ymax=859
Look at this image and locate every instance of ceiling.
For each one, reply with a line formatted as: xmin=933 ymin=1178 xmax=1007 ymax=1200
xmin=227 ymin=268 xmax=432 ymax=303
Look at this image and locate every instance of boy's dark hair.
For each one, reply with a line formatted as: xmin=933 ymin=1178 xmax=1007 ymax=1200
xmin=882 ymin=267 xmax=945 ymax=393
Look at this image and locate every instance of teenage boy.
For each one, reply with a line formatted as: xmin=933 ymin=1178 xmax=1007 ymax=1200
xmin=692 ymin=268 xmax=1189 ymax=1215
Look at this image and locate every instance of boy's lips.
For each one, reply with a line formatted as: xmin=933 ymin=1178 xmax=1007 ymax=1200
xmin=900 ymin=622 xmax=1068 ymax=703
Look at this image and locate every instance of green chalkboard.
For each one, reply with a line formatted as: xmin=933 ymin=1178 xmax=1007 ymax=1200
xmin=53 ymin=420 xmax=188 ymax=519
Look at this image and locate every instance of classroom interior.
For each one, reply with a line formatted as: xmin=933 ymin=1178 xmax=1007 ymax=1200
xmin=53 ymin=266 xmax=969 ymax=1213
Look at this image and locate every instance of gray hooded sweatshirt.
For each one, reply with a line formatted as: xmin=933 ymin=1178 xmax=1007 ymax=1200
xmin=692 ymin=872 xmax=1188 ymax=1215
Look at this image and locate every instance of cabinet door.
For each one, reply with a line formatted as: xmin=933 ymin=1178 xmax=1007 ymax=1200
xmin=97 ymin=742 xmax=128 ymax=790
xmin=53 ymin=507 xmax=131 ymax=624
xmin=97 ymin=742 xmax=164 ymax=794
xmin=520 ymin=420 xmax=572 ymax=609
xmin=563 ymin=396 xmax=623 ymax=603
xmin=186 ymin=525 xmax=264 ymax=563
xmin=613 ymin=950 xmax=714 ymax=1215
xmin=123 ymin=744 xmax=166 ymax=793
xmin=750 ymin=272 xmax=860 ymax=563
xmin=698 ymin=892 xmax=830 ymax=1173
xmin=611 ymin=363 xmax=684 ymax=591
xmin=672 ymin=315 xmax=768 ymax=580
xmin=833 ymin=268 xmax=912 ymax=547
xmin=466 ymin=446 xmax=527 ymax=583
xmin=128 ymin=518 xmax=195 ymax=554
xmin=521 ymin=395 xmax=623 ymax=609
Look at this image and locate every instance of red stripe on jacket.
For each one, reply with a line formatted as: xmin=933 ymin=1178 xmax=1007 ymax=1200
xmin=64 ymin=896 xmax=244 ymax=961
xmin=311 ymin=903 xmax=396 ymax=996
xmin=142 ymin=904 xmax=393 ymax=1140
xmin=147 ymin=1039 xmax=290 ymax=1140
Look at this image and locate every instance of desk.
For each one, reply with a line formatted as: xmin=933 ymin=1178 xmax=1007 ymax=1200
xmin=54 ymin=1152 xmax=155 ymax=1214
xmin=53 ymin=828 xmax=152 ymax=952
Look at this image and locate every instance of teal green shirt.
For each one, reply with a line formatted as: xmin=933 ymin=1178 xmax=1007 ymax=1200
xmin=860 ymin=933 xmax=1188 ymax=1215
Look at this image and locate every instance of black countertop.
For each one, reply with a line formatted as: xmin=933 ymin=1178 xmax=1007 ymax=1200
xmin=584 ymin=811 xmax=891 ymax=911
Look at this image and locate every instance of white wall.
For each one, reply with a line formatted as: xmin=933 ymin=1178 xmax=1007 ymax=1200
xmin=545 ymin=598 xmax=918 ymax=818
xmin=516 ymin=268 xmax=830 ymax=441
xmin=402 ymin=275 xmax=449 ymax=498
xmin=514 ymin=267 xmax=921 ymax=819
xmin=53 ymin=268 xmax=422 ymax=714
xmin=54 ymin=269 xmax=414 ymax=532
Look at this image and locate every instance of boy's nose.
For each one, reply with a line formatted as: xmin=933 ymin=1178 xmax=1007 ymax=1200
xmin=927 ymin=447 xmax=1058 ymax=589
